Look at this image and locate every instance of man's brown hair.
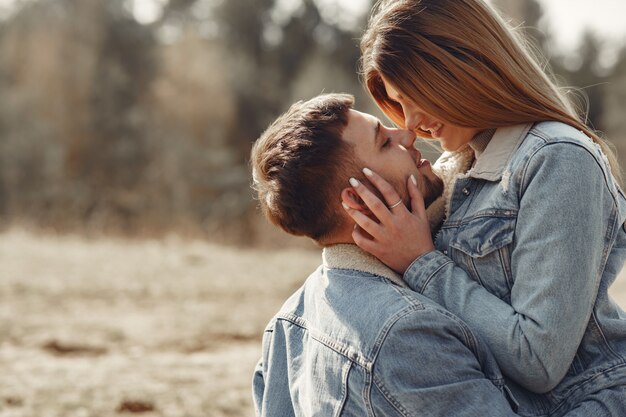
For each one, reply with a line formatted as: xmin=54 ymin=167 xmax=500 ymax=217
xmin=251 ymin=93 xmax=357 ymax=242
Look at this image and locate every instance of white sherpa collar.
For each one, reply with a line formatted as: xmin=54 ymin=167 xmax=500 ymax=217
xmin=425 ymin=145 xmax=475 ymax=231
xmin=322 ymin=244 xmax=407 ymax=288
xmin=471 ymin=124 xmax=532 ymax=181
xmin=425 ymin=123 xmax=533 ymax=228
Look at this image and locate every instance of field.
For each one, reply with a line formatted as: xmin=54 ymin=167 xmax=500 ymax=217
xmin=0 ymin=229 xmax=625 ymax=417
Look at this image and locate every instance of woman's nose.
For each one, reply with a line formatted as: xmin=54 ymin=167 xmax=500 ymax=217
xmin=398 ymin=133 xmax=416 ymax=150
xmin=404 ymin=111 xmax=421 ymax=133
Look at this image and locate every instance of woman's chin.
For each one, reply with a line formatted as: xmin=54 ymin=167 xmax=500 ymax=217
xmin=439 ymin=138 xmax=465 ymax=152
xmin=440 ymin=141 xmax=454 ymax=152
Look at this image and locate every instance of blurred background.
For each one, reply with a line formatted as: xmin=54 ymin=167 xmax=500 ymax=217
xmin=0 ymin=0 xmax=625 ymax=416
xmin=0 ymin=0 xmax=625 ymax=244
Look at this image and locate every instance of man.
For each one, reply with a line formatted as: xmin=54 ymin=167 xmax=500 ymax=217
xmin=250 ymin=93 xmax=517 ymax=416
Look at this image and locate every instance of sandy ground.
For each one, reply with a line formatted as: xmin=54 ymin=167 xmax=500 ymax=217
xmin=0 ymin=229 xmax=625 ymax=417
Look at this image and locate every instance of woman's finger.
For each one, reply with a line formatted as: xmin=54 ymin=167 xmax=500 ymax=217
xmin=408 ymin=174 xmax=426 ymax=217
xmin=352 ymin=225 xmax=379 ymax=254
xmin=348 ymin=177 xmax=394 ymax=222
xmin=362 ymin=168 xmax=405 ymax=210
xmin=342 ymin=202 xmax=383 ymax=239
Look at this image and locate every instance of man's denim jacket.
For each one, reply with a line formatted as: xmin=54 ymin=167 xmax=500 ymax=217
xmin=253 ymin=244 xmax=517 ymax=416
xmin=406 ymin=121 xmax=626 ymax=416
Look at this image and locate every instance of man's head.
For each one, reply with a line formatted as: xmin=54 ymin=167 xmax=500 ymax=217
xmin=251 ymin=93 xmax=442 ymax=245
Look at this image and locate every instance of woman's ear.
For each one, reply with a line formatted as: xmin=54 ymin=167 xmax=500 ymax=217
xmin=341 ymin=187 xmax=373 ymax=215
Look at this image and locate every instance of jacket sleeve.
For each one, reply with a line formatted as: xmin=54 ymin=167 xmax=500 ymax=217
xmin=373 ymin=307 xmax=518 ymax=416
xmin=252 ymin=357 xmax=265 ymax=416
xmin=404 ymin=142 xmax=616 ymax=393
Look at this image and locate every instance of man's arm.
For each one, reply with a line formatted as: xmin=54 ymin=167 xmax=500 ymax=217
xmin=253 ymin=327 xmax=276 ymax=417
xmin=252 ymin=357 xmax=265 ymax=417
xmin=372 ymin=307 xmax=518 ymax=417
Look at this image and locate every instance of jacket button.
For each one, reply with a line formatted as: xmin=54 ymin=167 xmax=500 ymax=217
xmin=462 ymin=187 xmax=470 ymax=196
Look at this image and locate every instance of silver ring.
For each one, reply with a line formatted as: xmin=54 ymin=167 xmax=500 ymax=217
xmin=387 ymin=199 xmax=403 ymax=209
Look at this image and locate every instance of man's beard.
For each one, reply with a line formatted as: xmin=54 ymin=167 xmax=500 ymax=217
xmin=420 ymin=174 xmax=444 ymax=209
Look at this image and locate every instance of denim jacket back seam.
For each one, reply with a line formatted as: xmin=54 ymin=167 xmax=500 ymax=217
xmin=369 ymin=306 xmax=446 ymax=417
xmin=369 ymin=306 xmax=509 ymax=417
xmin=371 ymin=376 xmax=413 ymax=417
xmin=273 ymin=303 xmax=436 ymax=372
xmin=348 ymin=300 xmax=431 ymax=417
xmin=362 ymin=362 xmax=375 ymax=417
xmin=368 ymin=304 xmax=430 ymax=363
xmin=274 ymin=313 xmax=372 ymax=370
xmin=337 ymin=361 xmax=352 ymax=417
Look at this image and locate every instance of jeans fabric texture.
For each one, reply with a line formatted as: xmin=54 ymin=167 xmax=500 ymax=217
xmin=253 ymin=244 xmax=519 ymax=416
xmin=405 ymin=121 xmax=626 ymax=416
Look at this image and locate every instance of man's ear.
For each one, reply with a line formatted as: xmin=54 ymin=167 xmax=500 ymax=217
xmin=341 ymin=187 xmax=373 ymax=215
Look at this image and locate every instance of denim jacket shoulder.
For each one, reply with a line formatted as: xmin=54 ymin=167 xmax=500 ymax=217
xmin=516 ymin=122 xmax=621 ymax=197
xmin=253 ymin=245 xmax=517 ymax=416
xmin=462 ymin=121 xmax=618 ymax=194
xmin=265 ymin=265 xmax=478 ymax=370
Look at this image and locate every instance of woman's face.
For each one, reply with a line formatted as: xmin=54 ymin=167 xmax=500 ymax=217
xmin=381 ymin=76 xmax=480 ymax=152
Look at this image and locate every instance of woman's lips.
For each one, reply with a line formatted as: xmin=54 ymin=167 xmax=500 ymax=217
xmin=418 ymin=123 xmax=443 ymax=138
xmin=430 ymin=123 xmax=443 ymax=139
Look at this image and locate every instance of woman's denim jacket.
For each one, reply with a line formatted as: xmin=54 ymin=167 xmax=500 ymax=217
xmin=405 ymin=121 xmax=626 ymax=416
xmin=253 ymin=244 xmax=518 ymax=416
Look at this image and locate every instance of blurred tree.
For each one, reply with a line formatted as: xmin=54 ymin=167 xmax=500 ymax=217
xmin=210 ymin=0 xmax=370 ymax=240
xmin=81 ymin=0 xmax=157 ymax=226
xmin=0 ymin=0 xmax=85 ymax=224
xmin=492 ymin=0 xmax=548 ymax=52
xmin=493 ymin=0 xmax=610 ymax=134
xmin=4 ymin=0 xmax=619 ymax=243
xmin=603 ymin=46 xmax=626 ymax=157
xmin=133 ymin=0 xmax=372 ymax=241
xmin=0 ymin=22 xmax=6 ymax=220
xmin=211 ymin=0 xmax=367 ymax=157
xmin=551 ymin=32 xmax=607 ymax=130
xmin=0 ymin=0 xmax=157 ymax=231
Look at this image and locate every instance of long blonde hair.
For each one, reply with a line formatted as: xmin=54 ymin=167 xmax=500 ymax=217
xmin=360 ymin=0 xmax=621 ymax=182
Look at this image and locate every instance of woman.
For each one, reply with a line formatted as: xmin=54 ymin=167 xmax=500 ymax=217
xmin=342 ymin=0 xmax=626 ymax=416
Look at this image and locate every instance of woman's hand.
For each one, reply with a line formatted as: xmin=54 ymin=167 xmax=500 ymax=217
xmin=342 ymin=168 xmax=435 ymax=274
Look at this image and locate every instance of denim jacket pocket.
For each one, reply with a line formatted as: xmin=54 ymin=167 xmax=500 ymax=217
xmin=449 ymin=214 xmax=517 ymax=301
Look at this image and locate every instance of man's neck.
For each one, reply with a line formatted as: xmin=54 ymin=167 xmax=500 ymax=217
xmin=317 ymin=225 xmax=356 ymax=247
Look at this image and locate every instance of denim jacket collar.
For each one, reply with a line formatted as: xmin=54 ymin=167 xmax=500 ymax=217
xmin=470 ymin=123 xmax=533 ymax=181
xmin=429 ymin=123 xmax=533 ymax=222
xmin=322 ymin=244 xmax=407 ymax=287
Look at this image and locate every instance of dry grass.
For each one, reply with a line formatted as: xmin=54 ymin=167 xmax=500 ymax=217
xmin=0 ymin=229 xmax=625 ymax=417
xmin=0 ymin=229 xmax=319 ymax=417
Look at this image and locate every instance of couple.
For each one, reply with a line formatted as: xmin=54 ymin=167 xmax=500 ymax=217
xmin=251 ymin=0 xmax=626 ymax=416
